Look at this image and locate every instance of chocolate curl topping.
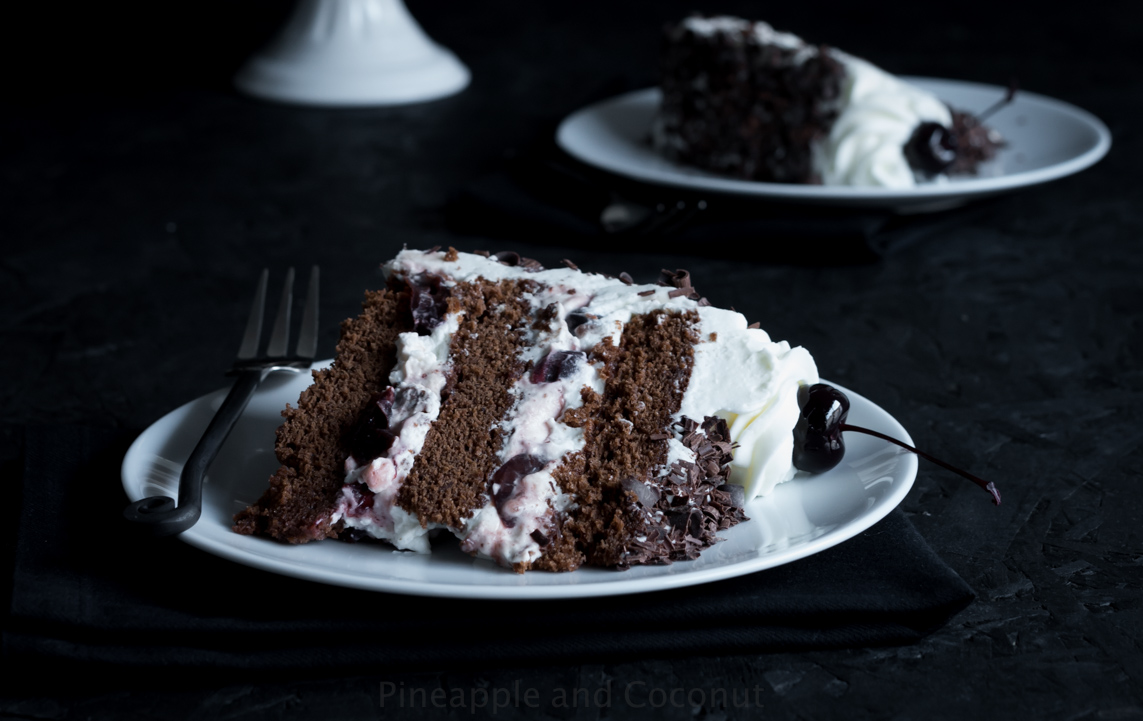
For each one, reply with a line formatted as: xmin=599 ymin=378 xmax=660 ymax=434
xmin=657 ymin=268 xmax=706 ymax=303
xmin=658 ymin=268 xmax=692 ymax=289
xmin=494 ymin=251 xmax=544 ymax=271
xmin=619 ymin=272 xmax=634 ymax=285
xmin=561 ymin=259 xmax=579 ymax=270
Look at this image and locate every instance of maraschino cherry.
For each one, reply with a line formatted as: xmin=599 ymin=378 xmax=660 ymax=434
xmin=792 ymin=383 xmax=1001 ymax=505
xmin=905 ymin=79 xmax=1017 ymax=178
xmin=905 ymin=122 xmax=959 ymax=176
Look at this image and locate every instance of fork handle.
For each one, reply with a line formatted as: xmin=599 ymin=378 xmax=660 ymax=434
xmin=124 ymin=370 xmax=264 ymax=536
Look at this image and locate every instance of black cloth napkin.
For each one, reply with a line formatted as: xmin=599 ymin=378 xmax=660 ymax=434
xmin=446 ymin=137 xmax=995 ymax=265
xmin=3 ymin=426 xmax=973 ymax=679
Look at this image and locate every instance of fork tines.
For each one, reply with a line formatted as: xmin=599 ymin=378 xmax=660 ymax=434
xmin=236 ymin=266 xmax=319 ymax=365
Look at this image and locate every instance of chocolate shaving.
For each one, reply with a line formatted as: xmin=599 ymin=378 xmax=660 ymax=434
xmin=561 ymin=259 xmax=579 ymax=270
xmin=658 ymin=268 xmax=692 ymax=289
xmin=621 ymin=477 xmax=661 ymax=508
xmin=717 ymin=483 xmax=745 ymax=509
xmin=530 ymin=529 xmax=551 ymax=547
xmin=637 ymin=289 xmax=656 ymax=297
xmin=657 ymin=267 xmax=708 ymax=304
xmin=648 ymin=432 xmax=671 ymax=440
xmin=747 ymin=322 xmax=760 ymax=329
xmin=473 ymin=249 xmax=491 ymax=257
xmin=949 ymin=110 xmax=1004 ymax=173
xmin=615 ymin=414 xmax=748 ymax=569
xmin=619 ymin=272 xmax=634 ymax=285
xmin=427 ymin=245 xmax=441 ymax=253
xmin=493 ymin=251 xmax=543 ymax=270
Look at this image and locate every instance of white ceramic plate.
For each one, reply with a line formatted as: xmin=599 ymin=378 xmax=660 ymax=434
xmin=122 ymin=362 xmax=917 ymax=599
xmin=556 ymin=79 xmax=1111 ymax=211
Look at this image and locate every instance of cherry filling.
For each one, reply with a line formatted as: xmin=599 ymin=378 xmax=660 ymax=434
xmin=405 ymin=274 xmax=449 ymax=335
xmin=490 ymin=454 xmax=546 ymax=527
xmin=792 ymin=382 xmax=1001 ymax=505
xmin=341 ymin=483 xmax=376 ymax=518
xmin=531 ymin=350 xmax=585 ymax=384
xmin=348 ymin=386 xmax=428 ymax=464
xmin=565 ymin=311 xmax=591 ymax=335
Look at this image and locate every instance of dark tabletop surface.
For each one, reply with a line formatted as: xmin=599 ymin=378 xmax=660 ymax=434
xmin=3 ymin=0 xmax=1142 ymax=718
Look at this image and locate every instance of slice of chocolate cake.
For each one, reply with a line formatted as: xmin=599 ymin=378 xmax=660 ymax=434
xmin=235 ymin=249 xmax=819 ymax=572
xmin=653 ymin=15 xmax=1003 ymax=188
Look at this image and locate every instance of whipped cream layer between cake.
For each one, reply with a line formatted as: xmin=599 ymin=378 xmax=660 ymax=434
xmin=327 ymin=249 xmax=818 ymax=569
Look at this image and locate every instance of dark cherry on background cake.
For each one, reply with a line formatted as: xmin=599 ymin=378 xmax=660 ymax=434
xmin=905 ymin=86 xmax=1014 ymax=179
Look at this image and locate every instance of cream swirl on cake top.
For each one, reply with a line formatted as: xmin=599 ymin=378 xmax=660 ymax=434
xmin=813 ymin=53 xmax=953 ymax=188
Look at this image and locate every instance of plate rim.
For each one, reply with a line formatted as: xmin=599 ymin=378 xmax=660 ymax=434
xmin=121 ymin=373 xmax=918 ymax=599
xmin=555 ymin=78 xmax=1111 ymax=204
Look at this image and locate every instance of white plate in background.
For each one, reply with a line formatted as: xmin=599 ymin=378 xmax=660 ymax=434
xmin=556 ymin=80 xmax=1111 ymax=212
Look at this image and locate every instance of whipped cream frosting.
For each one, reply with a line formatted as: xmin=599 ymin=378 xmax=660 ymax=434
xmin=338 ymin=249 xmax=819 ymax=567
xmin=814 ymin=53 xmax=952 ymax=188
xmin=680 ymin=16 xmax=808 ymax=57
xmin=329 ymin=311 xmax=457 ymax=552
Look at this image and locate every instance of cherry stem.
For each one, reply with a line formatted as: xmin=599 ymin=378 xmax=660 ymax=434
xmin=840 ymin=423 xmax=1001 ymax=506
xmin=977 ymin=78 xmax=1019 ymax=123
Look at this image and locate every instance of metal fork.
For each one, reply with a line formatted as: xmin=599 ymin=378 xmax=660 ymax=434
xmin=124 ymin=266 xmax=320 ymax=536
xmin=600 ymin=198 xmax=707 ymax=237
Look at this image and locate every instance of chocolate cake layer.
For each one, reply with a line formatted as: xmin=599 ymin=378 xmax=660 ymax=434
xmin=656 ymin=20 xmax=844 ymax=183
xmin=233 ymin=288 xmax=407 ymax=542
xmin=396 ymin=278 xmax=535 ymax=529
xmin=545 ymin=309 xmax=699 ymax=571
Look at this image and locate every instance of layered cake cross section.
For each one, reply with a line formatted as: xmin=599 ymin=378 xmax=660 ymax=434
xmin=234 ymin=249 xmax=818 ymax=572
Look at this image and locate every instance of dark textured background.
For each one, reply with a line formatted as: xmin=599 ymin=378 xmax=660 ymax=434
xmin=3 ymin=0 xmax=1142 ymax=718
